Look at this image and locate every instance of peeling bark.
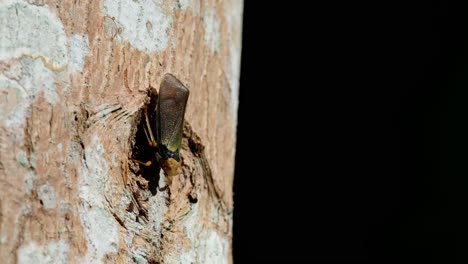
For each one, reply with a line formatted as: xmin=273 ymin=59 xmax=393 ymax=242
xmin=0 ymin=0 xmax=242 ymax=263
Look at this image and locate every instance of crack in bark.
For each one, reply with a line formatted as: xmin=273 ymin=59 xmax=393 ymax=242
xmin=23 ymin=107 xmax=35 ymax=171
xmin=112 ymin=212 xmax=126 ymax=229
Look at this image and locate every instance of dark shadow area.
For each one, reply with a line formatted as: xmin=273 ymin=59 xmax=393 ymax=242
xmin=234 ymin=0 xmax=467 ymax=263
xmin=131 ymin=90 xmax=161 ymax=195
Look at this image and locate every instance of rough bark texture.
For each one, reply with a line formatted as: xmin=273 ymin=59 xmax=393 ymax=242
xmin=0 ymin=0 xmax=242 ymax=263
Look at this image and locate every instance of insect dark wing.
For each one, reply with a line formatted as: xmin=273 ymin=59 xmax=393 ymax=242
xmin=156 ymin=74 xmax=189 ymax=161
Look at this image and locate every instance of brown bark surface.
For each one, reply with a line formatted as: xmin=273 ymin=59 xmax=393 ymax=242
xmin=0 ymin=0 xmax=242 ymax=263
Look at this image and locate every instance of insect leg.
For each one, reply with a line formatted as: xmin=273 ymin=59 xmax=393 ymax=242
xmin=143 ymin=125 xmax=153 ymax=147
xmin=144 ymin=106 xmax=157 ymax=148
xmin=132 ymin=159 xmax=154 ymax=167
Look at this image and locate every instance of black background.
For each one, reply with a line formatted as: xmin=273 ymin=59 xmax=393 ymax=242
xmin=233 ymin=1 xmax=468 ymax=263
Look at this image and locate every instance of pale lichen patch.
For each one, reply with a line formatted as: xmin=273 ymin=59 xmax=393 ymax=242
xmin=166 ymin=228 xmax=229 ymax=264
xmin=16 ymin=150 xmax=30 ymax=168
xmin=183 ymin=202 xmax=200 ymax=243
xmin=0 ymin=235 xmax=7 ymax=245
xmin=0 ymin=74 xmax=29 ymax=129
xmin=37 ymin=183 xmax=57 ymax=209
xmin=24 ymin=171 xmax=36 ymax=195
xmin=102 ymin=0 xmax=171 ymax=53
xmin=59 ymin=202 xmax=72 ymax=217
xmin=18 ymin=58 xmax=59 ymax=104
xmin=78 ymin=207 xmax=119 ymax=262
xmin=170 ymin=202 xmax=199 ymax=264
xmin=172 ymin=0 xmax=199 ymax=13
xmin=173 ymin=0 xmax=190 ymax=10
xmin=224 ymin=0 xmax=243 ymax=118
xmin=0 ymin=2 xmax=68 ymax=70
xmin=26 ymin=0 xmax=45 ymax=6
xmin=147 ymin=170 xmax=170 ymax=245
xmin=199 ymin=230 xmax=229 ymax=264
xmin=78 ymin=135 xmax=119 ymax=262
xmin=203 ymin=8 xmax=221 ymax=54
xmin=3 ymin=59 xmax=22 ymax=80
xmin=227 ymin=42 xmax=241 ymax=118
xmin=17 ymin=240 xmax=69 ymax=264
xmin=166 ymin=201 xmax=229 ymax=264
xmin=68 ymin=34 xmax=89 ymax=73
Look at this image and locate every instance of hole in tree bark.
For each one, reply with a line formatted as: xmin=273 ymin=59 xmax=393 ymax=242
xmin=131 ymin=89 xmax=160 ymax=195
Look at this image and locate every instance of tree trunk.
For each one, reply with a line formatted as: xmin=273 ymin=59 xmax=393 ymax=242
xmin=0 ymin=0 xmax=242 ymax=263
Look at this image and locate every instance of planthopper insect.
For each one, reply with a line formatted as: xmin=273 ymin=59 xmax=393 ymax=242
xmin=135 ymin=73 xmax=190 ymax=184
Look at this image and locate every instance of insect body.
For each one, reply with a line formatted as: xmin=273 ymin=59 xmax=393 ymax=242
xmin=137 ymin=73 xmax=190 ymax=183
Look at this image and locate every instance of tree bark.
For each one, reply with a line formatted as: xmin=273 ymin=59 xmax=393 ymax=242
xmin=0 ymin=0 xmax=242 ymax=263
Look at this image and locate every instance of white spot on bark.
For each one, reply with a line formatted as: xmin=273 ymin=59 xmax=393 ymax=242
xmin=177 ymin=0 xmax=189 ymax=10
xmin=170 ymin=203 xmax=199 ymax=263
xmin=227 ymin=43 xmax=240 ymax=117
xmin=59 ymin=202 xmax=72 ymax=217
xmin=167 ymin=229 xmax=228 ymax=264
xmin=224 ymin=0 xmax=243 ymax=37
xmin=172 ymin=0 xmax=200 ymax=15
xmin=17 ymin=240 xmax=69 ymax=264
xmin=147 ymin=170 xmax=169 ymax=246
xmin=203 ymin=8 xmax=220 ymax=54
xmin=199 ymin=230 xmax=229 ymax=264
xmin=79 ymin=207 xmax=119 ymax=262
xmin=68 ymin=35 xmax=89 ymax=73
xmin=167 ymin=203 xmax=229 ymax=264
xmin=16 ymin=150 xmax=29 ymax=168
xmin=78 ymin=135 xmax=118 ymax=263
xmin=183 ymin=202 xmax=199 ymax=242
xmin=3 ymin=59 xmax=22 ymax=80
xmin=102 ymin=0 xmax=171 ymax=53
xmin=29 ymin=152 xmax=36 ymax=168
xmin=177 ymin=251 xmax=195 ymax=264
xmin=37 ymin=183 xmax=57 ymax=209
xmin=24 ymin=171 xmax=36 ymax=195
xmin=1 ymin=59 xmax=62 ymax=109
xmin=20 ymin=204 xmax=33 ymax=217
xmin=18 ymin=58 xmax=59 ymax=104
xmin=67 ymin=141 xmax=81 ymax=163
xmin=172 ymin=0 xmax=195 ymax=11
xmin=0 ymin=74 xmax=29 ymax=128
xmin=224 ymin=0 xmax=243 ymax=118
xmin=46 ymin=240 xmax=69 ymax=262
xmin=26 ymin=0 xmax=45 ymax=6
xmin=0 ymin=2 xmax=68 ymax=70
